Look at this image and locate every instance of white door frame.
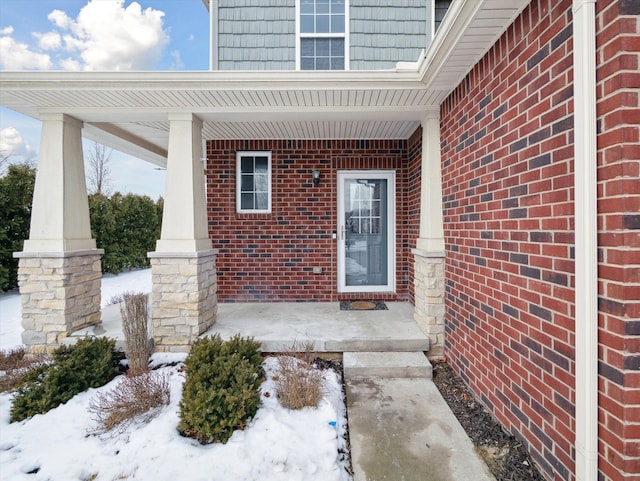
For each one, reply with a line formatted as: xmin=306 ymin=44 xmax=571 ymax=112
xmin=337 ymin=170 xmax=396 ymax=293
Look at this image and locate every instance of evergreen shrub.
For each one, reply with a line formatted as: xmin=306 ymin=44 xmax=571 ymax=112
xmin=10 ymin=337 xmax=121 ymax=422
xmin=178 ymin=334 xmax=264 ymax=444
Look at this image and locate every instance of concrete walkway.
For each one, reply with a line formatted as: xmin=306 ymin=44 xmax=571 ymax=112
xmin=344 ymin=352 xmax=495 ymax=481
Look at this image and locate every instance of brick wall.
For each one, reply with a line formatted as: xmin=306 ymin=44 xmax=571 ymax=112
xmin=441 ymin=0 xmax=640 ymax=479
xmin=595 ymin=0 xmax=640 ymax=479
xmin=407 ymin=127 xmax=423 ymax=306
xmin=205 ymin=138 xmax=417 ymax=302
xmin=441 ymin=1 xmax=576 ymax=479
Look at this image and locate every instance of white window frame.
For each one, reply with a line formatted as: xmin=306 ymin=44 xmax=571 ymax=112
xmin=236 ymin=151 xmax=272 ymax=214
xmin=295 ymin=0 xmax=350 ymax=71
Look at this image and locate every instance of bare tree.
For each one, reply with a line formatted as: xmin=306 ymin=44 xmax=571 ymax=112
xmin=87 ymin=141 xmax=113 ymax=195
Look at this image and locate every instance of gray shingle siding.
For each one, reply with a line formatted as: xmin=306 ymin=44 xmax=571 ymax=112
xmin=350 ymin=0 xmax=429 ymax=70
xmin=217 ymin=0 xmax=296 ymax=70
xmin=215 ymin=0 xmax=434 ymax=70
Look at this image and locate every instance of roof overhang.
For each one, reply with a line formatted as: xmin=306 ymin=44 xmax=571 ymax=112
xmin=0 ymin=0 xmax=528 ymax=166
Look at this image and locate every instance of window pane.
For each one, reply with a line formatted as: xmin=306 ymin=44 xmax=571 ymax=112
xmin=316 ymin=57 xmax=330 ymax=70
xmin=241 ymin=174 xmax=254 ymax=192
xmin=301 ymin=38 xmax=315 ymax=56
xmin=301 ymin=0 xmax=314 ymax=14
xmin=331 ymin=0 xmax=344 ymax=14
xmin=316 ymin=14 xmax=329 ymax=33
xmin=256 ymin=193 xmax=268 ymax=210
xmin=301 ymin=15 xmax=314 ymax=33
xmin=301 ymin=57 xmax=315 ymax=70
xmin=316 ymin=38 xmax=330 ymax=56
xmin=255 ymin=157 xmax=268 ymax=173
xmin=330 ymin=38 xmax=344 ymax=55
xmin=240 ymin=157 xmax=253 ymax=173
xmin=241 ymin=193 xmax=254 ymax=210
xmin=255 ymin=174 xmax=268 ymax=192
xmin=316 ymin=0 xmax=329 ymax=14
xmin=331 ymin=14 xmax=344 ymax=33
xmin=330 ymin=56 xmax=344 ymax=70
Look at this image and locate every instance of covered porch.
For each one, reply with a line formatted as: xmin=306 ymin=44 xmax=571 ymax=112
xmin=0 ymin=1 xmax=529 ymax=358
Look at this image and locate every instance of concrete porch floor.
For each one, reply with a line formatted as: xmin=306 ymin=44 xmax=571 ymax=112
xmin=78 ymin=301 xmax=429 ymax=353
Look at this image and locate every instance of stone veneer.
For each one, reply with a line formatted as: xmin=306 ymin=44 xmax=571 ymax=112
xmin=149 ymin=250 xmax=218 ymax=352
xmin=15 ymin=250 xmax=103 ymax=353
xmin=412 ymin=250 xmax=445 ymax=358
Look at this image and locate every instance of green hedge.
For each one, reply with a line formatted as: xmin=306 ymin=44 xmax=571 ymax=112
xmin=178 ymin=335 xmax=265 ymax=444
xmin=0 ymin=164 xmax=35 ymax=291
xmin=89 ymin=193 xmax=163 ymax=274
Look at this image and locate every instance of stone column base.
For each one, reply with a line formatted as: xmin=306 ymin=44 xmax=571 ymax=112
xmin=149 ymin=250 xmax=218 ymax=352
xmin=14 ymin=250 xmax=104 ymax=353
xmin=412 ymin=248 xmax=446 ymax=358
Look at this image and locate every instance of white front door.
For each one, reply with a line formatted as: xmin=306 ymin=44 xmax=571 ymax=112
xmin=337 ymin=170 xmax=395 ymax=293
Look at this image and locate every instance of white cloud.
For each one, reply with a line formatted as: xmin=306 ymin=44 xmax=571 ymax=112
xmin=0 ymin=127 xmax=35 ymax=162
xmin=0 ymin=32 xmax=52 ymax=70
xmin=48 ymin=9 xmax=72 ymax=29
xmin=54 ymin=0 xmax=169 ymax=71
xmin=169 ymin=50 xmax=184 ymax=70
xmin=0 ymin=1 xmax=169 ymax=72
xmin=33 ymin=31 xmax=62 ymax=50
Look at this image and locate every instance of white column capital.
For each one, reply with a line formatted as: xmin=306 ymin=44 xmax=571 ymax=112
xmin=421 ymin=109 xmax=440 ymax=124
xmin=38 ymin=113 xmax=83 ymax=128
xmin=167 ymin=112 xmax=203 ymax=124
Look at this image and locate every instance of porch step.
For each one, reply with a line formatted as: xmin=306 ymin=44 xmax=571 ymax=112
xmin=344 ymin=351 xmax=432 ymax=379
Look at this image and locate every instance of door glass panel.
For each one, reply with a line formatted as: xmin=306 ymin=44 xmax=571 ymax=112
xmin=343 ymin=178 xmax=388 ymax=287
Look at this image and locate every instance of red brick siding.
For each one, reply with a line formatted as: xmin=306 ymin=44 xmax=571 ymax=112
xmin=441 ymin=1 xmax=576 ymax=480
xmin=596 ymin=0 xmax=640 ymax=479
xmin=205 ymin=139 xmax=415 ymax=302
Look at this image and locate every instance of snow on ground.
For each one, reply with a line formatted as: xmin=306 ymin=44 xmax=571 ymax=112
xmin=0 ymin=269 xmax=352 ymax=481
xmin=0 ymin=268 xmax=153 ymax=350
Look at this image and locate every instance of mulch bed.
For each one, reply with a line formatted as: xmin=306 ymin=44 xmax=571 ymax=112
xmin=432 ymin=361 xmax=545 ymax=481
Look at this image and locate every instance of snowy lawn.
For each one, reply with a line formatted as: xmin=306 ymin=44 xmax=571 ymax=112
xmin=0 ymin=269 xmax=352 ymax=481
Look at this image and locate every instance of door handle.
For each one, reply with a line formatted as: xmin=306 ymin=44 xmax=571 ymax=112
xmin=341 ymin=225 xmax=345 ymax=240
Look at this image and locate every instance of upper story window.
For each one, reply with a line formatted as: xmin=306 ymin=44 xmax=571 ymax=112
xmin=236 ymin=151 xmax=272 ymax=213
xmin=298 ymin=0 xmax=348 ymax=70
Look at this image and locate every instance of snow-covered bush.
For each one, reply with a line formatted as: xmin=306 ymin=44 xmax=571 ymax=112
xmin=10 ymin=337 xmax=121 ymax=422
xmin=178 ymin=334 xmax=264 ymax=444
xmin=89 ymin=370 xmax=170 ymax=435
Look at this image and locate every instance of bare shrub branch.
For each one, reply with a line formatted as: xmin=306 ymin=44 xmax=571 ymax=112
xmin=274 ymin=342 xmax=325 ymax=410
xmin=0 ymin=347 xmax=49 ymax=393
xmin=88 ymin=371 xmax=170 ymax=435
xmin=119 ymin=292 xmax=151 ymax=376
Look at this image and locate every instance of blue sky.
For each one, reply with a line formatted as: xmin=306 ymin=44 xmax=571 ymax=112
xmin=0 ymin=0 xmax=212 ymax=199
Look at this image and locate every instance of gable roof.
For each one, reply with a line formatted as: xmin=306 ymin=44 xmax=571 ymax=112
xmin=0 ymin=0 xmax=528 ymax=166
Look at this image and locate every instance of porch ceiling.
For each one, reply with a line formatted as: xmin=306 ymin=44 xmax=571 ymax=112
xmin=0 ymin=0 xmax=528 ymax=167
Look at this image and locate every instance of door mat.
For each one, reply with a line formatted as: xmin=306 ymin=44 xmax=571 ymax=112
xmin=340 ymin=300 xmax=388 ymax=311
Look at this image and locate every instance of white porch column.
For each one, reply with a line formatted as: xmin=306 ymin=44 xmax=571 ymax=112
xmin=413 ymin=110 xmax=446 ymax=358
xmin=14 ymin=113 xmax=103 ymax=352
xmin=149 ymin=113 xmax=217 ymax=352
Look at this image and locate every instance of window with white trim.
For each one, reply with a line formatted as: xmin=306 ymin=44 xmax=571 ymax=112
xmin=298 ymin=0 xmax=347 ymax=70
xmin=236 ymin=151 xmax=272 ymax=213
